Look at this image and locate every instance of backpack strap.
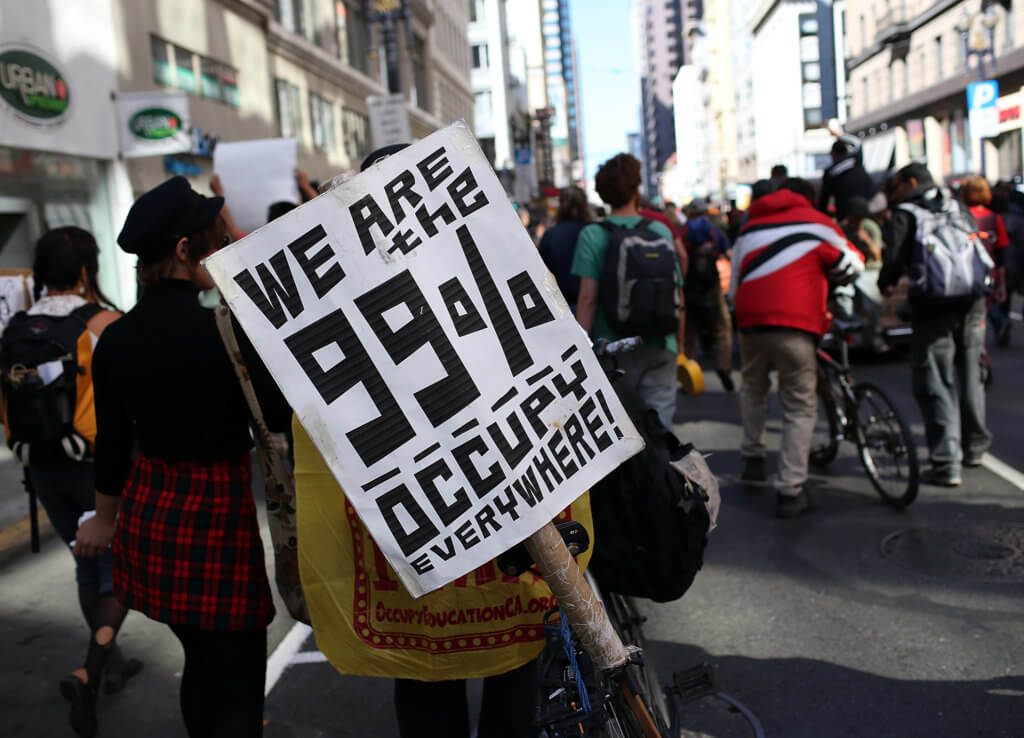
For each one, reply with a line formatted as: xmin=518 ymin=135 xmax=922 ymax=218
xmin=70 ymin=303 xmax=103 ymax=324
xmin=598 ymin=220 xmax=620 ymax=233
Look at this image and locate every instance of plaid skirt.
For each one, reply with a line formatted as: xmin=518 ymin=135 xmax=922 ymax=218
xmin=113 ymin=453 xmax=275 ymax=631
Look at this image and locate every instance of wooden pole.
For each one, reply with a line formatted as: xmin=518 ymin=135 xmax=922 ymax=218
xmin=524 ymin=521 xmax=630 ymax=671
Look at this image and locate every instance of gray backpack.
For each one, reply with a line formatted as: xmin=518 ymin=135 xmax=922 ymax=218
xmin=898 ymin=191 xmax=994 ymax=301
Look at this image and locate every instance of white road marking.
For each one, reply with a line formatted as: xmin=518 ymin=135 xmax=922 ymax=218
xmin=290 ymin=650 xmax=328 ymax=664
xmin=981 ymin=453 xmax=1024 ymax=492
xmin=265 ymin=622 xmax=312 ymax=696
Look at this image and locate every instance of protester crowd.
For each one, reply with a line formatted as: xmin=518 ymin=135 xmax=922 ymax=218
xmin=3 ymin=122 xmax=1021 ymax=738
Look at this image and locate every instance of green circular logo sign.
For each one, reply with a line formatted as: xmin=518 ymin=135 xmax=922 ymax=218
xmin=129 ymin=107 xmax=183 ymax=140
xmin=0 ymin=47 xmax=70 ymax=124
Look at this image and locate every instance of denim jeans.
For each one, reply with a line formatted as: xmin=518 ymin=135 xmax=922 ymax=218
xmin=910 ymin=298 xmax=991 ymax=475
xmin=29 ymin=461 xmax=114 ymax=594
xmin=614 ymin=344 xmax=678 ymax=429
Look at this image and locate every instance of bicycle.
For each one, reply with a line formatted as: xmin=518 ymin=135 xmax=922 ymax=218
xmin=810 ymin=319 xmax=920 ymax=508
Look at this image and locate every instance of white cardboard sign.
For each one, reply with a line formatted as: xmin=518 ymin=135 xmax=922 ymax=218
xmin=213 ymin=138 xmax=299 ymax=234
xmin=204 ymin=122 xmax=643 ymax=597
xmin=367 ymin=93 xmax=412 ymax=149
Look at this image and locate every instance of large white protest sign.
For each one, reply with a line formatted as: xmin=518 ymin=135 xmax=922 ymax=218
xmin=213 ymin=138 xmax=298 ymax=234
xmin=204 ymin=121 xmax=643 ymax=597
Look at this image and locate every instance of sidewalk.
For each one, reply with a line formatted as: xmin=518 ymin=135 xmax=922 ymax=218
xmin=0 ymin=445 xmax=53 ymax=563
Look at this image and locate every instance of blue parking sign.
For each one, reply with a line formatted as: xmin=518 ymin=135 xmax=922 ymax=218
xmin=967 ymin=80 xmax=999 ymax=110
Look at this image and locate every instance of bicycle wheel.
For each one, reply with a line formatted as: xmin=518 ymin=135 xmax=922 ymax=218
xmin=809 ymin=370 xmax=842 ymax=467
xmin=603 ymin=592 xmax=671 ymax=736
xmin=854 ymin=381 xmax=919 ymax=508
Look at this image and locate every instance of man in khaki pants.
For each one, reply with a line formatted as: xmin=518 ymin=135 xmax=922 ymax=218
xmin=729 ymin=178 xmax=863 ymax=517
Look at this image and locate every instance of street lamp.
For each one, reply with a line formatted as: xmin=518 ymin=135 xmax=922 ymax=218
xmin=955 ymin=3 xmax=1001 ymax=177
xmin=364 ymin=0 xmax=413 ymax=94
xmin=955 ymin=3 xmax=1000 ymax=78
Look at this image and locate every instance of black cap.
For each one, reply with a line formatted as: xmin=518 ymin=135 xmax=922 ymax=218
xmin=117 ymin=176 xmax=224 ymax=265
xmin=845 ymin=195 xmax=870 ymax=218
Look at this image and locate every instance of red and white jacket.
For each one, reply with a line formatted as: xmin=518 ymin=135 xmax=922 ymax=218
xmin=728 ymin=190 xmax=864 ymax=337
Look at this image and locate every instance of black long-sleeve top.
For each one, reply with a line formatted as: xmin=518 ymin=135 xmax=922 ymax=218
xmin=93 ymin=279 xmax=290 ymax=497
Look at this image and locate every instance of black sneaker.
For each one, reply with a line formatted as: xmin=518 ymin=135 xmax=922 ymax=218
xmin=776 ymin=488 xmax=814 ymax=518
xmin=741 ymin=456 xmax=767 ymax=486
xmin=922 ymin=468 xmax=962 ymax=486
xmin=104 ymin=658 xmax=143 ymax=695
xmin=716 ymin=369 xmax=735 ymax=392
xmin=59 ymin=675 xmax=97 ymax=738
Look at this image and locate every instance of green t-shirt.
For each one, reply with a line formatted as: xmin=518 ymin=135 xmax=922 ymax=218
xmin=570 ymin=215 xmax=680 ymax=353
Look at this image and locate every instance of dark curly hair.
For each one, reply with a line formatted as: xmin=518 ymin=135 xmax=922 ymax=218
xmin=555 ymin=186 xmax=591 ymax=224
xmin=594 ymin=154 xmax=642 ymax=209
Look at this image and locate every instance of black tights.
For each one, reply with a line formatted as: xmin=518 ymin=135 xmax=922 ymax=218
xmin=394 ymin=659 xmax=537 ymax=738
xmin=169 ymin=625 xmax=267 ymax=738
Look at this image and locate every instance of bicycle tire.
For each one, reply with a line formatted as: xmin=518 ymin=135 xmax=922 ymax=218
xmin=809 ymin=371 xmax=842 ymax=467
xmin=853 ymin=382 xmax=919 ymax=508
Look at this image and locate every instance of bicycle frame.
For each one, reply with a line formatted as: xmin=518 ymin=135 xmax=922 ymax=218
xmin=816 ymin=346 xmax=858 ymax=442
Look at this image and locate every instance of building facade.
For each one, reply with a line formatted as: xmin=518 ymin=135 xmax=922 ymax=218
xmin=541 ymin=0 xmax=583 ymax=187
xmin=845 ymin=0 xmax=1024 ymax=182
xmin=750 ymin=0 xmax=844 ymax=179
xmin=469 ymin=0 xmax=515 ymax=170
xmin=117 ymin=0 xmax=473 ymax=198
xmin=634 ymin=0 xmax=685 ymax=197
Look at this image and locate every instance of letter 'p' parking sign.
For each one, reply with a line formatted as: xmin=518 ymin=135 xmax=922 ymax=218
xmin=203 ymin=122 xmax=644 ymax=598
xmin=968 ymin=80 xmax=1000 ymax=139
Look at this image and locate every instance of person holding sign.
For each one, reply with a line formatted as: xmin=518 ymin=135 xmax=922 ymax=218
xmin=73 ymin=176 xmax=290 ymax=737
xmin=571 ymin=153 xmax=685 ymax=428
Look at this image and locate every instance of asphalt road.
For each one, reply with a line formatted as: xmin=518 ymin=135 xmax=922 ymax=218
xmin=2 ymin=339 xmax=1022 ymax=737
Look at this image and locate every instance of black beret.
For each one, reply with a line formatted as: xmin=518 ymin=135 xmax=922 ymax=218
xmin=360 ymin=143 xmax=409 ymax=171
xmin=117 ymin=176 xmax=224 ymax=265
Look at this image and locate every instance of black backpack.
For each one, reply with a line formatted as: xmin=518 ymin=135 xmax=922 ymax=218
xmin=599 ymin=219 xmax=680 ymax=337
xmin=0 ymin=304 xmax=101 ymax=464
xmin=587 ymin=374 xmax=710 ymax=603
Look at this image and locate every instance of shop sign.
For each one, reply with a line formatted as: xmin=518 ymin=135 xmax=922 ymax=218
xmin=129 ymin=108 xmax=182 ymax=140
xmin=116 ymin=90 xmax=191 ymax=158
xmin=0 ymin=47 xmax=70 ymax=124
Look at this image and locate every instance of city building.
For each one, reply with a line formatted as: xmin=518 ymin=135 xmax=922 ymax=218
xmin=541 ymin=0 xmax=583 ymax=187
xmin=0 ymin=0 xmax=137 ymax=307
xmin=469 ymin=0 xmax=516 ymax=171
xmin=750 ymin=0 xmax=845 ymax=179
xmin=845 ymin=0 xmax=1024 ymax=182
xmin=507 ymin=0 xmax=551 ymax=192
xmin=731 ymin=0 xmax=759 ymax=184
xmin=118 ymin=0 xmax=473 ymax=195
xmin=634 ymin=0 xmax=685 ymax=197
xmin=0 ymin=0 xmax=474 ymax=308
xmin=704 ymin=0 xmax=739 ymax=201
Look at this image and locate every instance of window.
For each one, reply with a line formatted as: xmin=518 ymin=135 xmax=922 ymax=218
xmin=151 ymin=37 xmax=173 ymax=86
xmin=278 ymin=0 xmax=317 ymax=43
xmin=411 ymin=36 xmax=430 ymax=111
xmin=903 ymin=58 xmax=910 ymax=95
xmin=936 ymin=35 xmax=944 ymax=79
xmin=200 ymin=57 xmax=221 ymax=100
xmin=275 ymin=79 xmax=302 ymax=139
xmin=336 ymin=0 xmax=369 ymax=74
xmin=151 ymin=36 xmax=239 ymax=107
xmin=342 ymin=108 xmax=370 ymax=162
xmin=474 ymin=90 xmax=492 ymax=126
xmin=472 ymin=44 xmax=489 ymax=69
xmin=802 ymin=62 xmax=821 ymax=82
xmin=220 ymin=66 xmax=240 ymax=107
xmin=310 ymin=93 xmax=335 ymax=152
xmin=175 ymin=46 xmax=197 ymax=93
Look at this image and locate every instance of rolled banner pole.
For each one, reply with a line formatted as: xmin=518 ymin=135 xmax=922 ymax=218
xmin=524 ymin=521 xmax=630 ymax=671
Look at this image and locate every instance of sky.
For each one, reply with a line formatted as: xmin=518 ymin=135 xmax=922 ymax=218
xmin=569 ymin=0 xmax=639 ymax=183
